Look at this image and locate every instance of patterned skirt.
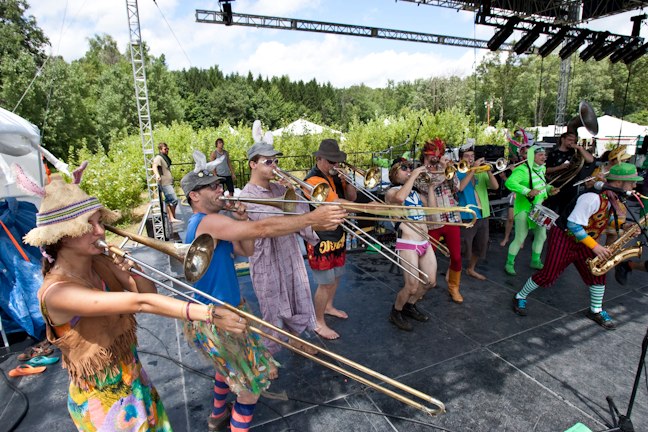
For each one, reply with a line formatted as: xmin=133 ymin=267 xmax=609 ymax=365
xmin=184 ymin=303 xmax=277 ymax=396
xmin=67 ymin=347 xmax=172 ymax=432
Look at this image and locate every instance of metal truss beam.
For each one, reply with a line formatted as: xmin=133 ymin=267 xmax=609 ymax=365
xmin=126 ymin=0 xmax=165 ymax=240
xmin=195 ymin=10 xmax=514 ymax=51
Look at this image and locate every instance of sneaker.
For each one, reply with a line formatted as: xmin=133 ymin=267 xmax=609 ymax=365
xmin=389 ymin=307 xmax=413 ymax=331
xmin=512 ymin=297 xmax=527 ymax=316
xmin=614 ymin=261 xmax=631 ymax=286
xmin=530 ymin=260 xmax=544 ymax=270
xmin=402 ymin=303 xmax=429 ymax=322
xmin=585 ymin=310 xmax=617 ymax=330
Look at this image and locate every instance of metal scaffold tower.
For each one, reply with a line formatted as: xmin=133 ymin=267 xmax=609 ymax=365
xmin=125 ymin=0 xmax=165 ymax=240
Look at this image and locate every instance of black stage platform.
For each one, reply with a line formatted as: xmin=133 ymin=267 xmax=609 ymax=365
xmin=2 ymin=210 xmax=648 ymax=431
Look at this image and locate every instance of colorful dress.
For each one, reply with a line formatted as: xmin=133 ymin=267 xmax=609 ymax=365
xmin=39 ymin=256 xmax=172 ymax=432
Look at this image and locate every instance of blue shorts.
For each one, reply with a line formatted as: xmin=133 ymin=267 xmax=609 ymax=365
xmin=160 ymin=184 xmax=178 ymax=207
xmin=311 ymin=265 xmax=345 ymax=285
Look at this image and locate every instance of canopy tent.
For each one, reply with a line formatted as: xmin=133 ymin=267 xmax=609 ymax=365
xmin=271 ymin=118 xmax=343 ymax=138
xmin=0 ymin=107 xmax=48 ymax=340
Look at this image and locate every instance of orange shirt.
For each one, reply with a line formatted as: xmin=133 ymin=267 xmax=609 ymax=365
xmin=305 ymin=173 xmax=342 ymax=202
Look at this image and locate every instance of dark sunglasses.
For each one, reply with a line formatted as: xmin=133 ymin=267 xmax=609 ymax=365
xmin=326 ymin=159 xmax=339 ymax=165
xmin=193 ymin=182 xmax=222 ymax=192
xmin=400 ymin=164 xmax=413 ymax=171
xmin=258 ymin=158 xmax=279 ymax=166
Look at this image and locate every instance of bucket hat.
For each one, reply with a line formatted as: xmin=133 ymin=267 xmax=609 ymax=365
xmin=605 ymin=162 xmax=643 ymax=182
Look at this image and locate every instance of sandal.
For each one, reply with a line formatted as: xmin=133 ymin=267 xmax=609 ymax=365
xmin=17 ymin=345 xmax=54 ymax=361
xmin=8 ymin=364 xmax=47 ymax=377
xmin=26 ymin=356 xmax=60 ymax=367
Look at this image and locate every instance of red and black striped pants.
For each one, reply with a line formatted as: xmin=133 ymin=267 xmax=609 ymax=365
xmin=531 ymin=226 xmax=606 ymax=287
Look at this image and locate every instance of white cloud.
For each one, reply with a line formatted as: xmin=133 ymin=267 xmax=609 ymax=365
xmin=237 ymin=35 xmax=484 ymax=87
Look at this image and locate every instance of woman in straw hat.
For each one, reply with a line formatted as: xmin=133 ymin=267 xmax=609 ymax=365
xmin=16 ymin=163 xmax=244 ymax=431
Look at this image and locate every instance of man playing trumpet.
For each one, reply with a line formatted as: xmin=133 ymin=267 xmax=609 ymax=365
xmin=385 ymin=158 xmax=437 ymax=331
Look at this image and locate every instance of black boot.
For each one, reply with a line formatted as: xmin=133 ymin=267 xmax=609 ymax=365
xmin=389 ymin=306 xmax=412 ymax=331
xmin=402 ymin=302 xmax=429 ymax=322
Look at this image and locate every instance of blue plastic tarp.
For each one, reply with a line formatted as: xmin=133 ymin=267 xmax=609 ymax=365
xmin=0 ymin=197 xmax=44 ymax=338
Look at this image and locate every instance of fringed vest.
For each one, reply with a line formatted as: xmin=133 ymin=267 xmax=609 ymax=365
xmin=39 ymin=254 xmax=138 ymax=389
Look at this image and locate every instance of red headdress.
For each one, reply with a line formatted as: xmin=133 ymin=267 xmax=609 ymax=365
xmin=422 ymin=137 xmax=446 ymax=158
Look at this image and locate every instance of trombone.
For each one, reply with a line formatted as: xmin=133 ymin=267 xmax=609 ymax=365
xmin=100 ymin=225 xmax=446 ymax=416
xmin=492 ymin=159 xmax=526 ymax=176
xmin=335 ymin=162 xmax=382 ymax=189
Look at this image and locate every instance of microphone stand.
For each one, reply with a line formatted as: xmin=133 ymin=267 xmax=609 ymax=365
xmin=599 ymin=326 xmax=648 ymax=432
xmin=410 ymin=117 xmax=423 ymax=166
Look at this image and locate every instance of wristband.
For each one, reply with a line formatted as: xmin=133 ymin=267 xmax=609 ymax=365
xmin=580 ymin=236 xmax=598 ymax=250
xmin=185 ymin=302 xmax=193 ymax=321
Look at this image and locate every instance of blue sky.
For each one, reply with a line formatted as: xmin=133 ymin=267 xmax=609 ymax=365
xmin=26 ymin=0 xmax=648 ymax=88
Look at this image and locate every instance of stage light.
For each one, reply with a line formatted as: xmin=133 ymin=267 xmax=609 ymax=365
xmin=594 ymin=37 xmax=624 ymax=61
xmin=487 ymin=17 xmax=521 ymax=51
xmin=559 ymin=30 xmax=589 ymax=59
xmin=609 ymin=39 xmax=640 ymax=64
xmin=513 ymin=24 xmax=543 ymax=54
xmin=219 ymin=0 xmax=233 ymax=26
xmin=623 ymin=42 xmax=648 ymax=65
xmin=537 ymin=28 xmax=568 ymax=57
xmin=579 ymin=32 xmax=608 ymax=61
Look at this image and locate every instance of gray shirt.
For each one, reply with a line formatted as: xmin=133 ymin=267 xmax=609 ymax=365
xmin=211 ymin=149 xmax=231 ymax=176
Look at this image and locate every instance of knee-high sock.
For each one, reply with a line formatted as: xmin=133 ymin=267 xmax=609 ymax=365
xmin=230 ymin=401 xmax=256 ymax=432
xmin=517 ymin=278 xmax=539 ymax=299
xmin=212 ymin=372 xmax=230 ymax=418
xmin=508 ymin=212 xmax=530 ymax=256
xmin=589 ymin=284 xmax=605 ymax=313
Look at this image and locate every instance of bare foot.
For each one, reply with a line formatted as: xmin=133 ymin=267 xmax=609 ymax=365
xmin=499 ymin=239 xmax=508 ymax=247
xmin=267 ymin=361 xmax=279 ymax=380
xmin=466 ymin=268 xmax=487 ymax=281
xmin=325 ymin=308 xmax=348 ymax=319
xmin=288 ymin=339 xmax=319 ymax=355
xmin=314 ymin=325 xmax=340 ymax=340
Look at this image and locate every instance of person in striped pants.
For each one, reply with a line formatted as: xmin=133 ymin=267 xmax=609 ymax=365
xmin=511 ymin=163 xmax=642 ymax=330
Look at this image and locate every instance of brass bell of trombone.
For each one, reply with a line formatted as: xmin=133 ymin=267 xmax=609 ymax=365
xmin=105 ymin=225 xmax=215 ymax=283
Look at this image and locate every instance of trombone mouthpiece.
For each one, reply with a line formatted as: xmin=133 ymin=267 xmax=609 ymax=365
xmin=95 ymin=239 xmax=108 ymax=249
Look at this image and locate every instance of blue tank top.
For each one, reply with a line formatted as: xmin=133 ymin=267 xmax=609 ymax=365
xmin=185 ymin=212 xmax=241 ymax=306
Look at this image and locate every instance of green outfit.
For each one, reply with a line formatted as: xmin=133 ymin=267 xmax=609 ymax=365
xmin=504 ymin=146 xmax=553 ymax=274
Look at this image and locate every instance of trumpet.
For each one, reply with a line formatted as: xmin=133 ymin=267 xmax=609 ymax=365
xmin=424 ymin=165 xmax=458 ymax=181
xmin=336 ymin=162 xmax=382 ymax=189
xmin=100 ymin=226 xmax=445 ymax=415
xmin=456 ymin=158 xmax=508 ymax=174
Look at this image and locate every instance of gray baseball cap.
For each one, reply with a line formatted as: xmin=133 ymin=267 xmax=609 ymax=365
xmin=181 ymin=170 xmax=224 ymax=197
xmin=247 ymin=142 xmax=283 ymax=160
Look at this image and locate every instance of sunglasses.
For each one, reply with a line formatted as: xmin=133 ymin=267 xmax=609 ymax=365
xmin=258 ymin=158 xmax=279 ymax=166
xmin=326 ymin=159 xmax=339 ymax=165
xmin=400 ymin=164 xmax=413 ymax=171
xmin=193 ymin=182 xmax=222 ymax=192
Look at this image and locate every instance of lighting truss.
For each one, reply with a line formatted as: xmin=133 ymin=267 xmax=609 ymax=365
xmin=195 ymin=10 xmax=514 ymax=50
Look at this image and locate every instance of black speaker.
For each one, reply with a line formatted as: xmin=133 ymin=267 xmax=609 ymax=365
xmin=475 ymin=144 xmax=505 ymax=160
xmin=639 ymin=135 xmax=648 ymax=155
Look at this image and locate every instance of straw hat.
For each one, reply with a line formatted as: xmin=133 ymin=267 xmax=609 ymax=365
xmin=16 ymin=165 xmax=118 ymax=247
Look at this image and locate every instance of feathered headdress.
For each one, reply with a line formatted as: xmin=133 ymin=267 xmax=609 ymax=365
xmin=422 ymin=137 xmax=446 ymax=158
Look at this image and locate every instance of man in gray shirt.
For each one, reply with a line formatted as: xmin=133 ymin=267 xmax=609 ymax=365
xmin=210 ymin=138 xmax=236 ymax=195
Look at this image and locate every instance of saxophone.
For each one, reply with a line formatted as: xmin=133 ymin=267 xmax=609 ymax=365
xmin=587 ymin=214 xmax=647 ymax=276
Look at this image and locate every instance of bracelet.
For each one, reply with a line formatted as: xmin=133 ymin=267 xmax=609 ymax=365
xmin=185 ymin=302 xmax=193 ymax=321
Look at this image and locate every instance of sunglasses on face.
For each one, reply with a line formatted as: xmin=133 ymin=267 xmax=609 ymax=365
xmin=400 ymin=164 xmax=413 ymax=171
xmin=193 ymin=182 xmax=222 ymax=192
xmin=326 ymin=159 xmax=339 ymax=165
xmin=258 ymin=158 xmax=279 ymax=166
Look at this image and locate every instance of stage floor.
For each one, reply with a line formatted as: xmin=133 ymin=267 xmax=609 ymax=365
xmin=2 ymin=215 xmax=648 ymax=432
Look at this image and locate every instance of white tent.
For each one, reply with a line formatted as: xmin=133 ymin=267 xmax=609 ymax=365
xmin=535 ymin=115 xmax=648 ymax=156
xmin=0 ymin=107 xmax=48 ymax=204
xmin=271 ymin=118 xmax=343 ymax=138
